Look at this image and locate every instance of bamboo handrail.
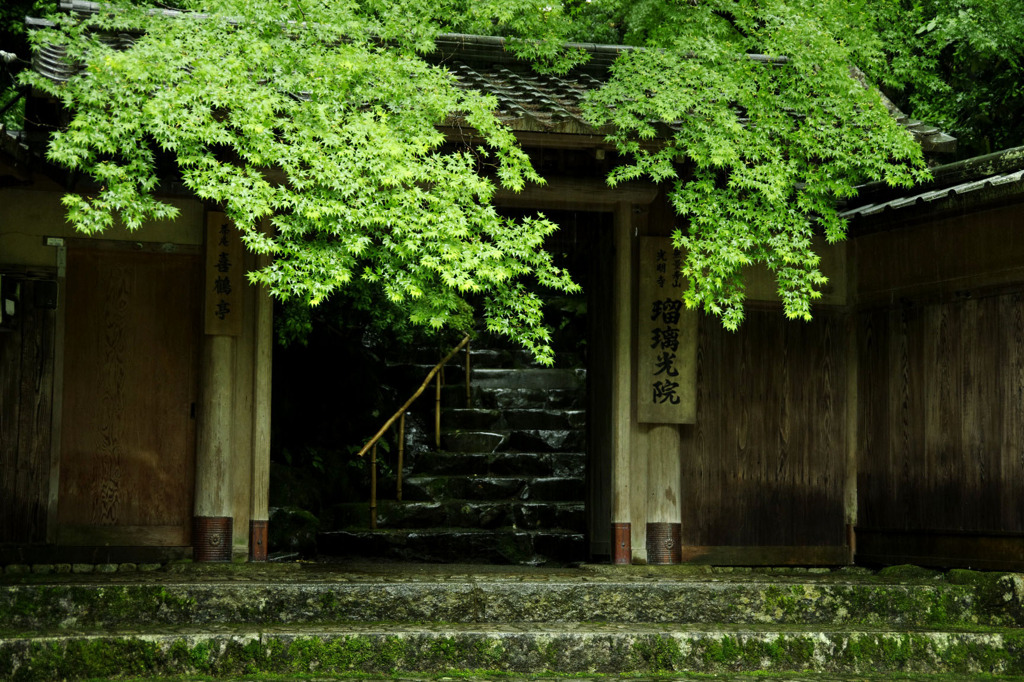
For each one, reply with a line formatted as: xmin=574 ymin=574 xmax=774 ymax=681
xmin=396 ymin=413 xmax=405 ymax=501
xmin=370 ymin=444 xmax=377 ymax=530
xmin=435 ymin=371 xmax=442 ymax=448
xmin=356 ymin=334 xmax=470 ymax=458
xmin=356 ymin=333 xmax=472 ymax=529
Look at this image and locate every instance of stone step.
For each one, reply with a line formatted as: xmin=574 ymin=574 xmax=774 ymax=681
xmin=441 ymin=385 xmax=584 ymax=410
xmin=441 ymin=429 xmax=586 ymax=453
xmin=4 ymin=623 xmax=1024 ymax=679
xmin=470 ymin=367 xmax=585 ymax=390
xmin=467 ymin=348 xmax=584 ymax=370
xmin=317 ymin=528 xmax=586 ymax=565
xmin=4 ymin=566 xmax=1021 ymax=630
xmin=439 ymin=430 xmax=507 ymax=453
xmin=331 ymin=500 xmax=586 ymax=531
xmin=440 ymin=408 xmax=586 ymax=432
xmin=398 ymin=347 xmax=583 ymax=370
xmin=398 ymin=364 xmax=586 ymax=391
xmin=408 ymin=451 xmax=586 ymax=478
xmin=505 ymin=428 xmax=586 ymax=452
xmin=401 ymin=475 xmax=584 ymax=503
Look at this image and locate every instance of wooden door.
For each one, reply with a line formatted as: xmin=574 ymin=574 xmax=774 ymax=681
xmin=57 ymin=246 xmax=201 ymax=546
xmin=0 ymin=278 xmax=57 ymax=544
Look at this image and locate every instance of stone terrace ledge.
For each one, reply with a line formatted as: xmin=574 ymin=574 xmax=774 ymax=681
xmin=3 ymin=562 xmax=1024 ymax=680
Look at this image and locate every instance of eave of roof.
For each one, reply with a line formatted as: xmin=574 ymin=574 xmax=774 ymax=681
xmin=26 ymin=1 xmax=958 ymax=146
xmin=842 ymin=145 xmax=1024 ymax=225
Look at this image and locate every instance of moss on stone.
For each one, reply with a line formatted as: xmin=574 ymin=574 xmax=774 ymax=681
xmin=285 ymin=634 xmax=408 ymax=673
xmin=877 ymin=564 xmax=943 ymax=580
xmin=426 ymin=636 xmax=464 ymax=668
xmin=5 ymin=630 xmax=1024 ymax=680
xmin=7 ymin=564 xmax=1024 ymax=679
xmin=631 ymin=634 xmax=682 ymax=671
xmin=694 ymin=634 xmax=743 ymax=668
xmin=684 ymin=634 xmax=823 ymax=673
xmin=16 ymin=638 xmax=161 ymax=681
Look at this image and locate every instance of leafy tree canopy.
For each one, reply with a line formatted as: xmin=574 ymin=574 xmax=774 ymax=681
xmin=11 ymin=0 xmax=1020 ymax=356
xmin=882 ymin=0 xmax=1024 ymax=157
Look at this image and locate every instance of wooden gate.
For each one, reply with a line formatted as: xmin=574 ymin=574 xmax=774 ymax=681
xmin=56 ymin=245 xmax=201 ymax=546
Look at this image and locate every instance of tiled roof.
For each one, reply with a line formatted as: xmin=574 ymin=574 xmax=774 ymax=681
xmin=842 ymin=169 xmax=1024 ymax=220
xmin=842 ymin=146 xmax=1024 ymax=221
xmin=27 ymin=1 xmax=957 ymax=147
xmin=446 ymin=62 xmax=607 ymax=135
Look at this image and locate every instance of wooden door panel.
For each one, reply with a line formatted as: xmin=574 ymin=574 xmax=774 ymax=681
xmin=58 ymin=247 xmax=200 ymax=545
xmin=0 ymin=279 xmax=56 ymax=544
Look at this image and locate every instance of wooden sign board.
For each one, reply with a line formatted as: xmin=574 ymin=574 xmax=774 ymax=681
xmin=204 ymin=212 xmax=244 ymax=336
xmin=637 ymin=237 xmax=697 ymax=424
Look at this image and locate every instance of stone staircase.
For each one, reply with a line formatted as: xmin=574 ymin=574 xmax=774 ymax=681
xmin=3 ymin=562 xmax=1024 ymax=679
xmin=318 ymin=344 xmax=588 ymax=565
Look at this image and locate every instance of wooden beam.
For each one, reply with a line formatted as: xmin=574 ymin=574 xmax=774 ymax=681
xmin=63 ymin=238 xmax=201 ymax=256
xmin=856 ymin=529 xmax=1024 ymax=571
xmin=680 ymin=545 xmax=850 ymax=566
xmin=494 ymin=177 xmax=658 ymax=211
xmin=257 ymin=170 xmax=661 ymax=212
xmin=610 ymin=201 xmax=634 ymax=560
xmin=56 ymin=524 xmax=189 ymax=547
xmin=439 ymin=128 xmax=663 ymax=153
xmin=627 ymin=206 xmax=648 ymax=563
xmin=0 ymin=544 xmax=191 ymax=565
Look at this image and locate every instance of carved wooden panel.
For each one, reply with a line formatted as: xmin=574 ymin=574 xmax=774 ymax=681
xmin=637 ymin=237 xmax=697 ymax=423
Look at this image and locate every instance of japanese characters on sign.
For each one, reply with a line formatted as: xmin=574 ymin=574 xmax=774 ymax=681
xmin=205 ymin=212 xmax=244 ymax=336
xmin=638 ymin=237 xmax=696 ymax=424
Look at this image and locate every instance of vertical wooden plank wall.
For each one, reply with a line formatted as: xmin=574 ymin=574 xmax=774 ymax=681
xmin=0 ymin=280 xmax=56 ymax=544
xmin=679 ymin=309 xmax=848 ymax=562
xmin=857 ymin=293 xmax=1024 ymax=536
xmin=586 ymin=217 xmax=614 ymax=559
xmin=852 ymin=204 xmax=1024 ymax=568
xmin=609 ymin=202 xmax=636 ymax=561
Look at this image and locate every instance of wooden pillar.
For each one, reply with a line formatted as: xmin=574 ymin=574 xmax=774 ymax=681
xmin=194 ymin=333 xmax=235 ymax=561
xmin=611 ymin=202 xmax=634 ymax=563
xmin=635 ymin=234 xmax=693 ymax=563
xmin=249 ymin=247 xmax=273 ymax=561
xmin=194 ymin=212 xmax=242 ymax=562
xmin=229 ymin=259 xmax=255 ymax=559
xmin=645 ymin=425 xmax=682 ymax=563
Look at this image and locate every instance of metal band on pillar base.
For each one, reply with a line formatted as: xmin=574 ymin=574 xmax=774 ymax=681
xmin=249 ymin=520 xmax=268 ymax=562
xmin=193 ymin=516 xmax=233 ymax=562
xmin=612 ymin=523 xmax=631 ymax=564
xmin=646 ymin=522 xmax=682 ymax=565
